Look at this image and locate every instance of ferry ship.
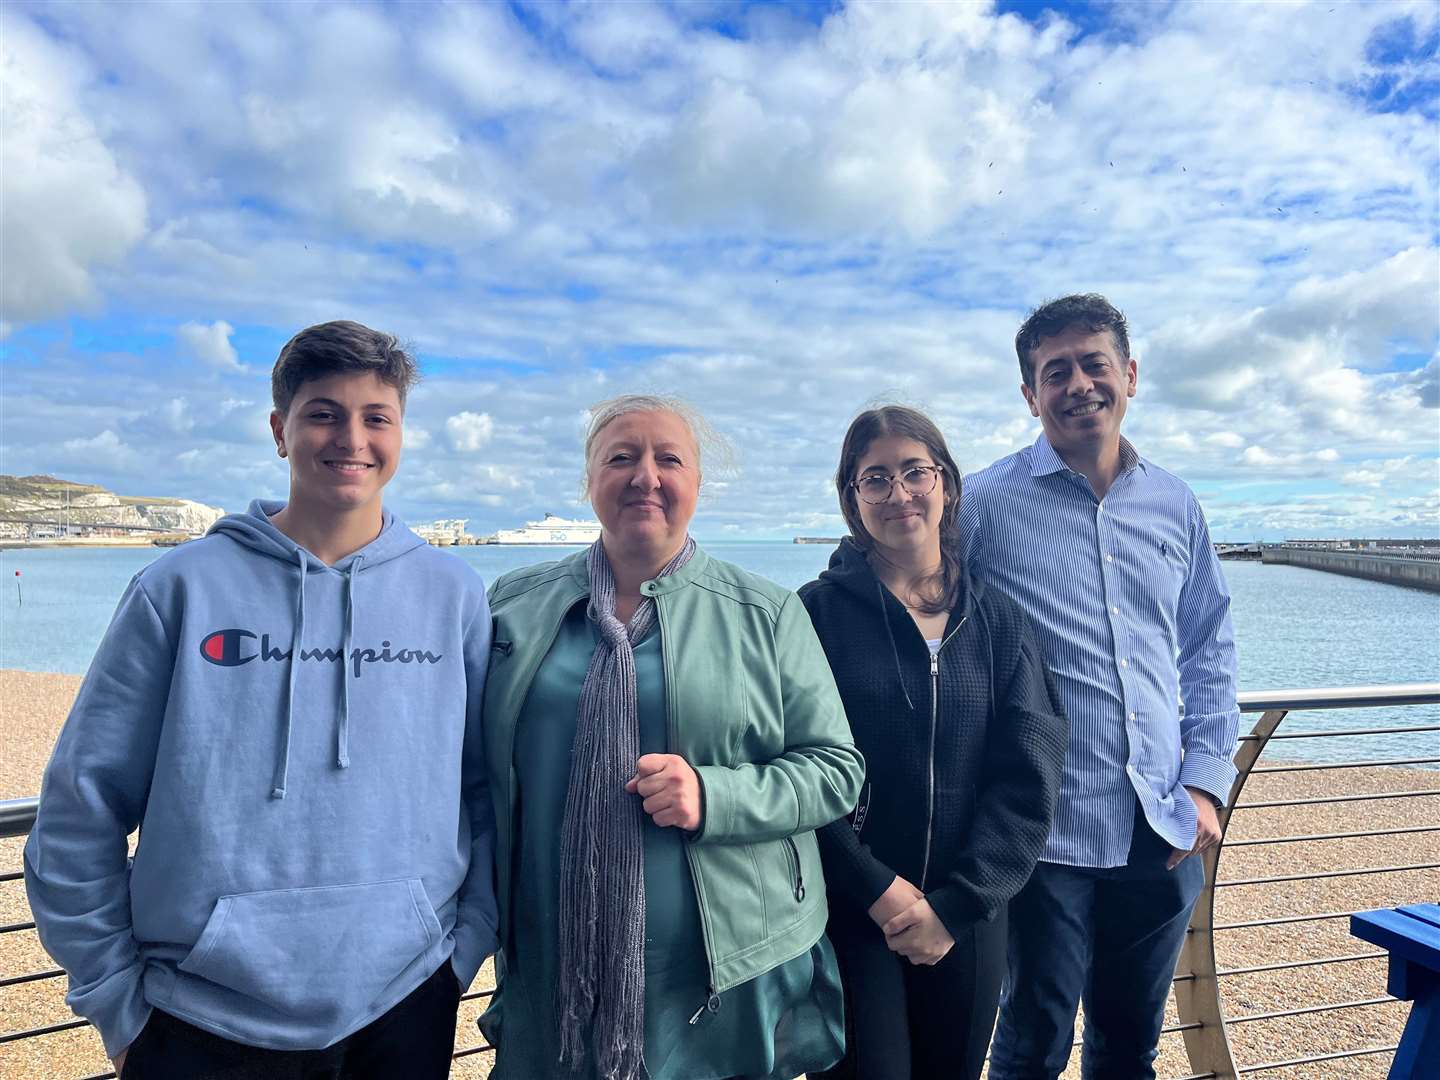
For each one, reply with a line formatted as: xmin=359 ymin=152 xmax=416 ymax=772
xmin=494 ymin=513 xmax=601 ymax=545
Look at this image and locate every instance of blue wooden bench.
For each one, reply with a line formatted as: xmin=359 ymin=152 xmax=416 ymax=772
xmin=1350 ymin=903 xmax=1440 ymax=1080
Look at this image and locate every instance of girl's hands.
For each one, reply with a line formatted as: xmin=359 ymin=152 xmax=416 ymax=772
xmin=883 ymin=897 xmax=956 ymax=965
xmin=626 ymin=753 xmax=702 ymax=830
xmin=868 ymin=874 xmax=924 ymax=928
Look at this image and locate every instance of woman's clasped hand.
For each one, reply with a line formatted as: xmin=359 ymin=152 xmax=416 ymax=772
xmin=624 ymin=753 xmax=702 ymax=831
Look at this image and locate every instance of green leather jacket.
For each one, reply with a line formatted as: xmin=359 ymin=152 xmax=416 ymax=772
xmin=483 ymin=545 xmax=864 ymax=994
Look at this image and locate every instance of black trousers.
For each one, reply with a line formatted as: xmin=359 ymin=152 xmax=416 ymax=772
xmin=121 ymin=961 xmax=462 ymax=1080
xmin=810 ymin=910 xmax=1007 ymax=1080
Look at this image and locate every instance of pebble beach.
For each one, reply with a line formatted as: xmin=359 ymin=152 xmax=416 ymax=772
xmin=3 ymin=668 xmax=1436 ymax=1079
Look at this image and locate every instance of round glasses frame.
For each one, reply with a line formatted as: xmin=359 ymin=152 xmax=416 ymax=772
xmin=850 ymin=463 xmax=944 ymax=505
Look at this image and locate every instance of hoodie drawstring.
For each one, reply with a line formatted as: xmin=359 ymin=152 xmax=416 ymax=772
xmin=876 ymin=579 xmax=916 ymax=712
xmin=337 ymin=555 xmax=363 ymax=770
xmin=273 ymin=549 xmax=308 ymax=799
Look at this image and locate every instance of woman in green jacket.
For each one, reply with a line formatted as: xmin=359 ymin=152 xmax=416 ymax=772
xmin=479 ymin=394 xmax=864 ymax=1080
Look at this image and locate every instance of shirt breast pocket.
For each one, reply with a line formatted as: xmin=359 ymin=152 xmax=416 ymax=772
xmin=1155 ymin=536 xmax=1190 ymax=604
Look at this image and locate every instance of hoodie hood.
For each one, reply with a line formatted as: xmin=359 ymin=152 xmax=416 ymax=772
xmin=208 ymin=499 xmax=429 ymax=798
xmin=817 ymin=536 xmax=982 ymax=620
xmin=210 ymin=499 xmax=427 ymax=571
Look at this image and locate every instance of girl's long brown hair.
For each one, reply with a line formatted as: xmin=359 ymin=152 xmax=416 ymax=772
xmin=836 ymin=405 xmax=965 ymax=616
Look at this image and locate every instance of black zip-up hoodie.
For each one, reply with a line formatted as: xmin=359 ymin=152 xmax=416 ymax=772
xmin=798 ymin=537 xmax=1069 ymax=937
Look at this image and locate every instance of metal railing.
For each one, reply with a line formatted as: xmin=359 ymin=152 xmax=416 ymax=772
xmin=4 ymin=682 xmax=1439 ymax=1078
xmin=1173 ymin=682 xmax=1440 ymax=1078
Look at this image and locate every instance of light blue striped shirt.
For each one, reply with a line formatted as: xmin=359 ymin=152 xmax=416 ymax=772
xmin=961 ymin=434 xmax=1240 ymax=869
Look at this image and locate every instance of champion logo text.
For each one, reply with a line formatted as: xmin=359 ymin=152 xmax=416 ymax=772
xmin=198 ymin=629 xmax=442 ymax=677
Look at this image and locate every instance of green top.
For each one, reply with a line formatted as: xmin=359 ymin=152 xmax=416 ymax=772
xmin=493 ymin=601 xmax=843 ymax=1079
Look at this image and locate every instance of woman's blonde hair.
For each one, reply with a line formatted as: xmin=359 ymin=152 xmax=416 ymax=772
xmin=581 ymin=394 xmax=733 ymax=496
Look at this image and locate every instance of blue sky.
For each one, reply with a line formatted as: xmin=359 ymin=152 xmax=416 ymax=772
xmin=1 ymin=0 xmax=1436 ymax=540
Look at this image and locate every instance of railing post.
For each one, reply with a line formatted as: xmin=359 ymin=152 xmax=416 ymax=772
xmin=1176 ymin=707 xmax=1288 ymax=1078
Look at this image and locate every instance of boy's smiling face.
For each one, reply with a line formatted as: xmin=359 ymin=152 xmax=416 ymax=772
xmin=269 ymin=371 xmax=403 ymax=516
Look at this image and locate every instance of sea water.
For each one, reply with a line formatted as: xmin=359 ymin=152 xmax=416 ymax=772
xmin=2 ymin=542 xmax=1437 ymax=765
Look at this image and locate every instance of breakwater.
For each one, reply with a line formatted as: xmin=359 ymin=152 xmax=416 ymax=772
xmin=1262 ymin=546 xmax=1440 ymax=592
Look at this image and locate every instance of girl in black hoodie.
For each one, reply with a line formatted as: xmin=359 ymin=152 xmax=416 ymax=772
xmin=800 ymin=406 xmax=1068 ymax=1080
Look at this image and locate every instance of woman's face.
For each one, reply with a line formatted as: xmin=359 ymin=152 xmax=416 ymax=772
xmin=852 ymin=435 xmax=947 ymax=562
xmin=587 ymin=409 xmax=700 ymax=565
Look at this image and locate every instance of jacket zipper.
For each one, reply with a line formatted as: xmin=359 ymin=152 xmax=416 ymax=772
xmin=919 ymin=616 xmax=968 ymax=891
xmin=687 ymin=988 xmax=722 ymax=1025
xmin=655 ymin=595 xmax=725 ymax=1028
xmin=783 ymin=836 xmax=806 ymax=901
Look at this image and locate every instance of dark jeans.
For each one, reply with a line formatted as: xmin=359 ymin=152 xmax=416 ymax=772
xmin=809 ymin=910 xmax=1007 ymax=1080
xmin=988 ymin=804 xmax=1205 ymax=1080
xmin=121 ymin=961 xmax=463 ymax=1080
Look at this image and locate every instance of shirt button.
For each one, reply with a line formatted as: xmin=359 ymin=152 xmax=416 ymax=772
xmin=1111 ymin=606 xmax=1119 ymax=615
xmin=1129 ymin=711 xmax=1137 ymax=720
xmin=1105 ymin=554 xmax=1114 ymax=563
xmin=1120 ymin=659 xmax=1129 ymax=668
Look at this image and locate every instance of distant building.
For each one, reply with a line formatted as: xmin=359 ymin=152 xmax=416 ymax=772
xmin=414 ymin=519 xmax=472 ymax=545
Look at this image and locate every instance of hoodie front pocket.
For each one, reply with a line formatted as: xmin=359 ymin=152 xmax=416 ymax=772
xmin=179 ymin=878 xmax=441 ymax=1025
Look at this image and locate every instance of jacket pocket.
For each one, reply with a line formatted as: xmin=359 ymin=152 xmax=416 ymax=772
xmin=782 ymin=837 xmax=806 ymax=902
xmin=179 ymin=878 xmax=441 ymax=1025
xmin=758 ymin=834 xmax=816 ymax=936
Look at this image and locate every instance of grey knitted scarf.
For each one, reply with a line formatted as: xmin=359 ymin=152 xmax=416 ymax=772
xmin=556 ymin=535 xmax=696 ymax=1080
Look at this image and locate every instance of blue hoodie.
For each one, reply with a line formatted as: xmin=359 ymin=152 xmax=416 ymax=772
xmin=24 ymin=500 xmax=498 ymax=1057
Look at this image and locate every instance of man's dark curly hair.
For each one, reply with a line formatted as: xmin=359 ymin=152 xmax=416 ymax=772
xmin=1015 ymin=294 xmax=1130 ymax=388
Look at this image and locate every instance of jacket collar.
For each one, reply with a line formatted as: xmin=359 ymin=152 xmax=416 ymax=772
xmin=560 ymin=539 xmax=711 ymax=596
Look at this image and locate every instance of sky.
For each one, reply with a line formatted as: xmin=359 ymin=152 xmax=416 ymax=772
xmin=1 ymin=0 xmax=1437 ymax=541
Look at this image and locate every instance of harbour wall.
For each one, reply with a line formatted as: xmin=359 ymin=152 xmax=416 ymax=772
xmin=1261 ymin=547 xmax=1440 ymax=592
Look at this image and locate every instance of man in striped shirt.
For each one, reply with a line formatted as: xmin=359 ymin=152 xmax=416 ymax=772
xmin=963 ymin=294 xmax=1240 ymax=1079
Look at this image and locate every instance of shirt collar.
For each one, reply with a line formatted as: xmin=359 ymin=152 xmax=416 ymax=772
xmin=1027 ymin=433 xmax=1147 ymax=478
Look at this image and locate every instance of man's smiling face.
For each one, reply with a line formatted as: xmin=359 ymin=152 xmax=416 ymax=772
xmin=1021 ymin=325 xmax=1138 ymax=461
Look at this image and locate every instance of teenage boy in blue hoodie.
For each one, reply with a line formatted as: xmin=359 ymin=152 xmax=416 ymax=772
xmin=25 ymin=321 xmax=498 ymax=1079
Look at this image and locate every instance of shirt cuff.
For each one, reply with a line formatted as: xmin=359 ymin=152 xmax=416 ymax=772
xmin=1179 ymin=751 xmax=1237 ymax=807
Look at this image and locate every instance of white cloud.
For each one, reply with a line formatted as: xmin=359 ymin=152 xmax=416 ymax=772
xmin=0 ymin=1 xmax=1435 ymax=539
xmin=63 ymin=430 xmax=125 ymax=453
xmin=1341 ymin=455 xmax=1423 ymax=488
xmin=1242 ymin=446 xmax=1286 ymax=467
xmin=177 ymin=320 xmax=243 ymax=372
xmin=1206 ymin=432 xmax=1247 ymax=449
xmin=158 ymin=398 xmax=193 ymax=434
xmin=0 ymin=13 xmax=147 ymax=321
xmin=446 ymin=411 xmax=495 ymax=452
